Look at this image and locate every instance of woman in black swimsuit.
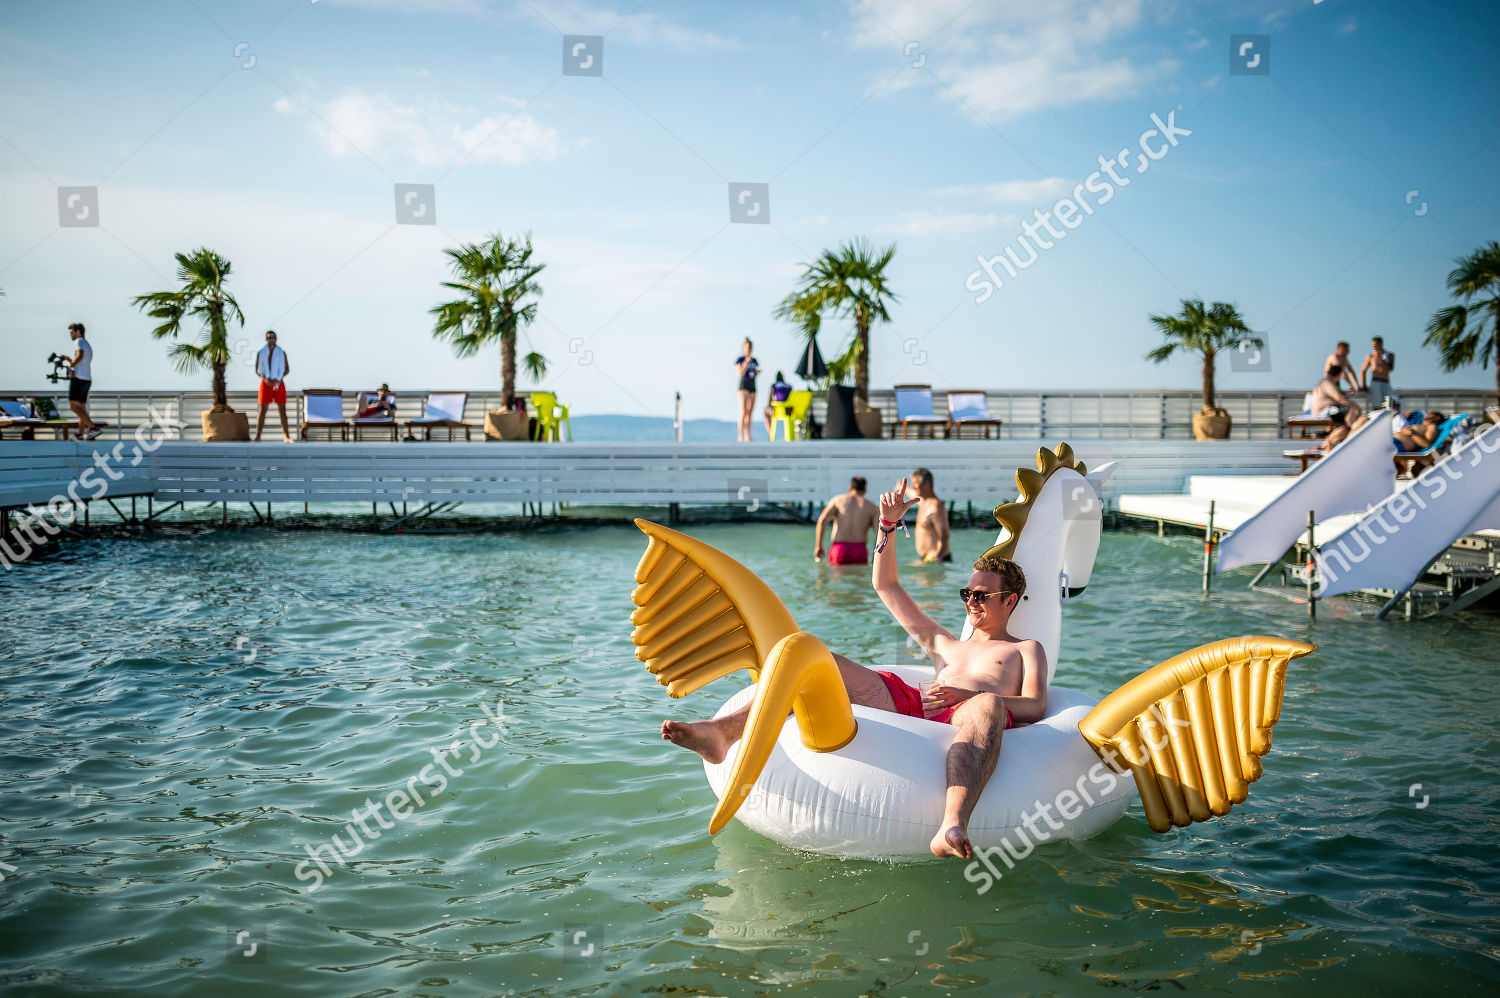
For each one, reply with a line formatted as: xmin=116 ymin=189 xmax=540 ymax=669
xmin=735 ymin=338 xmax=759 ymax=442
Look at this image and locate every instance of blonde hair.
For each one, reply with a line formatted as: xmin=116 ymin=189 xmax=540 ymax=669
xmin=971 ymin=555 xmax=1026 ymax=599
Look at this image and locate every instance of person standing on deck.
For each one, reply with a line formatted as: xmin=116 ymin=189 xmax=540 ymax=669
xmin=1322 ymin=341 xmax=1363 ymax=395
xmin=65 ymin=322 xmax=100 ymax=440
xmin=814 ymin=476 xmax=879 ymax=564
xmin=734 ymin=339 xmax=759 ymax=443
xmin=1359 ymin=336 xmax=1396 ymax=408
xmin=911 ymin=468 xmax=951 ymax=562
xmin=255 ymin=330 xmax=292 ymax=443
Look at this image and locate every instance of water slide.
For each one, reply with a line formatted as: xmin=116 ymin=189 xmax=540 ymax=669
xmin=1314 ymin=427 xmax=1500 ymax=603
xmin=1216 ymin=410 xmax=1396 ymax=574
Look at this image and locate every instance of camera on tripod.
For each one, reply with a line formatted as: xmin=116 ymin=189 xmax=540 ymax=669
xmin=45 ymin=353 xmax=72 ymax=383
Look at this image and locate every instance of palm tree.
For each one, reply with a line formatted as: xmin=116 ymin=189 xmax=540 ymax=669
xmin=1424 ymin=240 xmax=1500 ymax=402
xmin=131 ymin=248 xmax=244 ymax=412
xmin=430 ymin=233 xmax=546 ymax=409
xmin=774 ymin=238 xmax=897 ymax=404
xmin=1145 ymin=298 xmax=1258 ymax=413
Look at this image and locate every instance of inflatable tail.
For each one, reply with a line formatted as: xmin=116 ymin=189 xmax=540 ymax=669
xmin=1077 ymin=636 xmax=1315 ymax=832
xmin=630 ymin=520 xmax=857 ymax=832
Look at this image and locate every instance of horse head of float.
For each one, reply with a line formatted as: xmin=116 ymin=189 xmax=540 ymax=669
xmin=961 ymin=444 xmax=1115 ymax=683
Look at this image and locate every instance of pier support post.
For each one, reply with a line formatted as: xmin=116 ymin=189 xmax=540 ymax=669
xmin=1306 ymin=509 xmax=1317 ymax=620
xmin=1202 ymin=500 xmax=1215 ymax=594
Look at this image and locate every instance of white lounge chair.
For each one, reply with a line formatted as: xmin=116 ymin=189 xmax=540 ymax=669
xmin=894 ymin=384 xmax=949 ymax=439
xmin=405 ymin=392 xmax=471 ymax=441
xmin=945 ymin=390 xmax=1004 ymax=439
xmin=300 ymin=389 xmax=349 ymax=441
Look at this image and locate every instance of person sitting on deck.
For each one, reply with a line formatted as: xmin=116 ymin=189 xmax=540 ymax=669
xmin=355 ymin=384 xmax=397 ymax=419
xmin=762 ymin=371 xmax=793 ymax=438
xmin=1312 ymin=364 xmax=1364 ymax=450
xmin=663 ymin=476 xmax=1047 ymax=860
xmin=1394 ymin=411 xmax=1445 ymax=453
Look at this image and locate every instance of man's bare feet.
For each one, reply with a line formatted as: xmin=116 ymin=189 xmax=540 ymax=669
xmin=930 ymin=824 xmax=974 ymax=860
xmin=661 ymin=719 xmax=730 ymax=765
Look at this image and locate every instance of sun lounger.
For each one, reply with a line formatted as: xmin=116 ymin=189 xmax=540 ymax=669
xmin=769 ymin=390 xmax=812 ymax=441
xmin=350 ymin=391 xmax=399 ymax=441
xmin=1394 ymin=414 xmax=1470 ymax=476
xmin=405 ymin=392 xmax=471 ymax=441
xmin=894 ymin=384 xmax=949 ymax=440
xmin=300 ymin=389 xmax=350 ymax=441
xmin=0 ymin=398 xmax=107 ymax=440
xmin=1286 ymin=392 xmax=1334 ymax=439
xmin=0 ymin=399 xmax=41 ymax=439
xmin=945 ymin=390 xmax=1003 ymax=439
xmin=1281 ymin=447 xmax=1325 ymax=474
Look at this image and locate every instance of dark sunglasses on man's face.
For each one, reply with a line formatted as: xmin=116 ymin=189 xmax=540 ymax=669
xmin=960 ymin=588 xmax=1010 ymax=605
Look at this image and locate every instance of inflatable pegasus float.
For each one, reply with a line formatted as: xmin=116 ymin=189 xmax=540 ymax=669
xmin=630 ymin=444 xmax=1314 ymax=859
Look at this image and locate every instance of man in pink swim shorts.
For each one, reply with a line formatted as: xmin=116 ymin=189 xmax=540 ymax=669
xmin=813 ymin=476 xmax=879 ymax=564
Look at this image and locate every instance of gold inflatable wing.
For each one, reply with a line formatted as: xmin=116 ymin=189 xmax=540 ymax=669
xmin=1077 ymin=636 xmax=1315 ymax=833
xmin=631 ymin=520 xmax=857 ymax=834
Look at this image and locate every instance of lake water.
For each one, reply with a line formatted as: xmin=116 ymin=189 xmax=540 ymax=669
xmin=1 ymin=522 xmax=1497 ymax=996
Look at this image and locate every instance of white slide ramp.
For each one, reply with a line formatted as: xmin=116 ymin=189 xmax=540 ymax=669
xmin=1217 ymin=410 xmax=1396 ymax=573
xmin=1315 ymin=427 xmax=1500 ymax=598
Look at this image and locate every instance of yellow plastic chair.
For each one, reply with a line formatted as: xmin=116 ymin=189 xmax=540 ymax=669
xmin=530 ymin=391 xmax=572 ymax=442
xmin=769 ymin=390 xmax=812 ymax=441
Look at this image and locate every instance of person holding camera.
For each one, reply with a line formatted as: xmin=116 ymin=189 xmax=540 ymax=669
xmin=66 ymin=322 xmax=101 ymax=440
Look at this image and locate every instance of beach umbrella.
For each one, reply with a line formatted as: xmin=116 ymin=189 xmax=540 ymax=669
xmin=795 ymin=336 xmax=828 ymax=383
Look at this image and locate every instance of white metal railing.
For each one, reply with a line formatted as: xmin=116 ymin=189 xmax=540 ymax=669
xmin=2 ymin=386 xmax=1493 ymax=442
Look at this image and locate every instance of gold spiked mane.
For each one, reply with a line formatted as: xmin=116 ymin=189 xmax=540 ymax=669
xmin=983 ymin=443 xmax=1088 ymax=562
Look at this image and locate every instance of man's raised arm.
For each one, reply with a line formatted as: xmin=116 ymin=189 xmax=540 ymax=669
xmin=872 ymin=478 xmax=953 ymax=663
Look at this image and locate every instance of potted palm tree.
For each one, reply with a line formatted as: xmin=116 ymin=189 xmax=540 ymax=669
xmin=431 ymin=233 xmax=546 ymax=440
xmin=1424 ymin=240 xmax=1500 ymax=404
xmin=132 ymin=248 xmax=249 ymax=441
xmin=774 ymin=238 xmax=898 ymax=407
xmin=1145 ymin=298 xmax=1258 ymax=440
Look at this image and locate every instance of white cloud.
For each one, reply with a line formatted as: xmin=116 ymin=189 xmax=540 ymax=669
xmin=323 ymin=0 xmax=739 ymax=52
xmin=845 ymin=0 xmax=1174 ymax=121
xmin=932 ymin=178 xmax=1071 ymax=203
xmin=1337 ymin=16 xmax=1358 ymax=36
xmin=274 ymin=89 xmax=561 ymax=167
xmin=877 ymin=210 xmax=1013 ymax=236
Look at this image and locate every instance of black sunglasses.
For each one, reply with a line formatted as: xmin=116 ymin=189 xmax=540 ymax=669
xmin=960 ymin=588 xmax=1011 ymax=604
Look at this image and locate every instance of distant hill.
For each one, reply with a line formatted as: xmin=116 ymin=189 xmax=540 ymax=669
xmin=568 ymin=414 xmax=739 ymax=442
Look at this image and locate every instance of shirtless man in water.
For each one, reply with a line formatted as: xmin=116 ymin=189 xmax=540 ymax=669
xmin=813 ymin=476 xmax=879 ymax=564
xmin=663 ymin=477 xmax=1047 ymax=860
xmin=910 ymin=467 xmax=951 ymax=562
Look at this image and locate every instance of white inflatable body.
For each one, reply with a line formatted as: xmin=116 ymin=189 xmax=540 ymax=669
xmin=703 ymin=460 xmax=1136 ymax=859
xmin=705 ymin=669 xmax=1135 ymax=859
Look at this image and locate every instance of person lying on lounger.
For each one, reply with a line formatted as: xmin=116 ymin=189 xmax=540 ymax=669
xmin=1394 ymin=411 xmax=1445 ymax=453
xmin=355 ymin=384 xmax=397 ymax=418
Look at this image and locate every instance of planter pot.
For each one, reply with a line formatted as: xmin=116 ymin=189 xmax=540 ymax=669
xmin=485 ymin=409 xmax=530 ymax=441
xmin=1192 ymin=407 xmax=1232 ymax=441
xmin=202 ymin=408 xmax=250 ymax=442
xmin=854 ymin=406 xmax=884 ymax=440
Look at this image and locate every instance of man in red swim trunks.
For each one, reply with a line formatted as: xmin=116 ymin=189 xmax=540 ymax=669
xmin=664 ymin=476 xmax=1048 ymax=862
xmin=254 ymin=329 xmax=293 ymax=443
xmin=813 ymin=476 xmax=879 ymax=564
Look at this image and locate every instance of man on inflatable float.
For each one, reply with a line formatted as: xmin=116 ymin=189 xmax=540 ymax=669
xmin=632 ymin=444 xmax=1314 ymax=863
xmin=664 ymin=475 xmax=1047 ymax=860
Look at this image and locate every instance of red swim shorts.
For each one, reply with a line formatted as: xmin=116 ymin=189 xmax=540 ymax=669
xmin=258 ymin=379 xmax=287 ymax=405
xmin=874 ymin=670 xmax=1015 ymax=728
xmin=829 ymin=541 xmax=868 ymax=565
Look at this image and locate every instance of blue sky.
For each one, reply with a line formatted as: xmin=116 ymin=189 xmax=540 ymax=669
xmin=1 ymin=0 xmax=1497 ymax=418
